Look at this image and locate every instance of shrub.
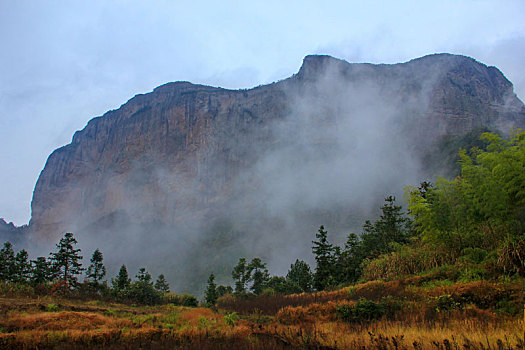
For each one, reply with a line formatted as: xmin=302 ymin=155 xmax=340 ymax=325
xmin=362 ymin=243 xmax=456 ymax=281
xmin=164 ymin=293 xmax=198 ymax=307
xmin=224 ymin=312 xmax=238 ymax=327
xmin=336 ymin=299 xmax=385 ymax=322
xmin=125 ymin=281 xmax=162 ymax=305
xmin=434 ymin=294 xmax=460 ymax=311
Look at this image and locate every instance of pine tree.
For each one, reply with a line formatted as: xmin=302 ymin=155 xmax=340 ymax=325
xmin=360 ymin=196 xmax=412 ymax=259
xmin=338 ymin=232 xmax=363 ymax=283
xmin=154 ymin=274 xmax=170 ymax=292
xmin=13 ymin=249 xmax=31 ymax=283
xmin=112 ymin=265 xmax=131 ymax=290
xmin=204 ymin=273 xmax=218 ymax=305
xmin=312 ymin=225 xmax=335 ymax=291
xmin=30 ymin=257 xmax=52 ymax=286
xmin=0 ymin=242 xmax=16 ymax=282
xmin=136 ymin=268 xmax=152 ymax=284
xmin=86 ymin=249 xmax=106 ymax=286
xmin=286 ymin=259 xmax=313 ymax=292
xmin=232 ymin=258 xmax=251 ymax=294
xmin=248 ymin=258 xmax=269 ymax=295
xmin=216 ymin=285 xmax=233 ymax=297
xmin=49 ymin=232 xmax=84 ymax=288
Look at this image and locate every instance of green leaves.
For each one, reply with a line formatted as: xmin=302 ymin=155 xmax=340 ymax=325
xmin=407 ymin=130 xmax=525 ymax=271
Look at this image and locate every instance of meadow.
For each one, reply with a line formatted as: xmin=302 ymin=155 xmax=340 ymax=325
xmin=1 ymin=276 xmax=523 ymax=349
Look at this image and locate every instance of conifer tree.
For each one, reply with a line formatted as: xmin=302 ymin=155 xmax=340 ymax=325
xmin=248 ymin=258 xmax=270 ymax=295
xmin=136 ymin=268 xmax=152 ymax=284
xmin=30 ymin=257 xmax=52 ymax=286
xmin=154 ymin=274 xmax=170 ymax=292
xmin=112 ymin=265 xmax=131 ymax=290
xmin=204 ymin=273 xmax=218 ymax=305
xmin=0 ymin=242 xmax=16 ymax=282
xmin=86 ymin=249 xmax=106 ymax=286
xmin=216 ymin=285 xmax=233 ymax=297
xmin=49 ymin=232 xmax=84 ymax=288
xmin=312 ymin=225 xmax=335 ymax=291
xmin=286 ymin=259 xmax=313 ymax=292
xmin=232 ymin=258 xmax=250 ymax=294
xmin=13 ymin=249 xmax=31 ymax=283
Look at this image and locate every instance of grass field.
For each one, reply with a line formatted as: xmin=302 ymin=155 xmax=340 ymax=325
xmin=1 ymin=277 xmax=523 ymax=349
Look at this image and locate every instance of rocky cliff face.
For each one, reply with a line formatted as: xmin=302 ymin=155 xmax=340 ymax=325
xmin=30 ymin=53 xmax=525 ymax=245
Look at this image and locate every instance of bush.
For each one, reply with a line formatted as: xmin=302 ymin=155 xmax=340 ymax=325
xmin=434 ymin=294 xmax=460 ymax=311
xmin=336 ymin=299 xmax=385 ymax=322
xmin=164 ymin=293 xmax=198 ymax=307
xmin=124 ymin=281 xmax=162 ymax=305
xmin=362 ymin=243 xmax=456 ymax=281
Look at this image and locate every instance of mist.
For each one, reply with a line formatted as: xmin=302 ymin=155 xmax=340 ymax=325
xmin=53 ymin=58 xmax=436 ymax=295
xmin=6 ymin=53 xmax=524 ymax=296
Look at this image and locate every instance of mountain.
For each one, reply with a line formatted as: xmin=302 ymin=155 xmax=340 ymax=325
xmin=22 ymin=53 xmax=525 ymax=292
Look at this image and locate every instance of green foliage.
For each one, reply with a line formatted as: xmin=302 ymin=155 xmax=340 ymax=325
xmin=164 ymin=293 xmax=198 ymax=307
xmin=135 ymin=268 xmax=152 ymax=284
xmin=407 ymin=130 xmax=525 ymax=260
xmin=30 ymin=257 xmax=53 ymax=286
xmin=247 ymin=258 xmax=270 ymax=295
xmin=336 ymin=299 xmax=385 ymax=322
xmin=0 ymin=242 xmax=16 ymax=282
xmin=12 ymin=249 xmax=31 ymax=283
xmin=216 ymin=285 xmax=233 ymax=297
xmin=86 ymin=249 xmax=106 ymax=286
xmin=45 ymin=303 xmax=60 ymax=312
xmin=312 ymin=225 xmax=335 ymax=291
xmin=358 ymin=196 xmax=413 ymax=260
xmin=224 ymin=312 xmax=239 ymax=328
xmin=154 ymin=274 xmax=170 ymax=293
xmin=286 ymin=259 xmax=313 ymax=292
xmin=361 ymin=243 xmax=455 ymax=281
xmin=267 ymin=276 xmax=303 ymax=295
xmin=204 ymin=273 xmax=218 ymax=306
xmin=460 ymin=247 xmax=488 ymax=264
xmin=435 ymin=294 xmax=460 ymax=312
xmin=125 ymin=280 xmax=162 ymax=305
xmin=49 ymin=232 xmax=84 ymax=288
xmin=112 ymin=265 xmax=131 ymax=290
xmin=232 ymin=258 xmax=250 ymax=294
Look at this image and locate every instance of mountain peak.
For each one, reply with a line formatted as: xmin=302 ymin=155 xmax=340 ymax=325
xmin=297 ymin=55 xmax=348 ymax=78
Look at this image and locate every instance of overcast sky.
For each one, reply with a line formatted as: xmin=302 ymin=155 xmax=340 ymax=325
xmin=1 ymin=0 xmax=524 ymax=225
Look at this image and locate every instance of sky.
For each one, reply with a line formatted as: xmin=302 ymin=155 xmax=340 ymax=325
xmin=1 ymin=0 xmax=525 ymax=226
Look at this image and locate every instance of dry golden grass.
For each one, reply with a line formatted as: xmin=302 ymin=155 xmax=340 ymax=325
xmin=1 ymin=279 xmax=524 ymax=349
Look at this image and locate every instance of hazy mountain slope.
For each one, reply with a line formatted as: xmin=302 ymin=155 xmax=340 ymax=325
xmin=24 ymin=53 xmax=525 ymax=293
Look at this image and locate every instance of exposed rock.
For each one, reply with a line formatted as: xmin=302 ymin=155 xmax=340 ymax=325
xmin=29 ymin=53 xmax=525 ymax=243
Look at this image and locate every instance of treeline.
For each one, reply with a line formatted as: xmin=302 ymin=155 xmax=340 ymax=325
xmin=0 ymin=232 xmax=197 ymax=306
xmin=205 ymin=130 xmax=525 ymax=303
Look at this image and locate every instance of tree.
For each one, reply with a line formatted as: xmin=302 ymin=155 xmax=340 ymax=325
xmin=216 ymin=285 xmax=233 ymax=297
xmin=407 ymin=130 xmax=525 ymax=267
xmin=359 ymin=196 xmax=412 ymax=259
xmin=286 ymin=259 xmax=313 ymax=292
xmin=30 ymin=257 xmax=52 ymax=286
xmin=13 ymin=249 xmax=31 ymax=283
xmin=267 ymin=276 xmax=302 ymax=294
xmin=136 ymin=268 xmax=152 ymax=284
xmin=86 ymin=249 xmax=106 ymax=286
xmin=154 ymin=274 xmax=170 ymax=292
xmin=204 ymin=273 xmax=218 ymax=305
xmin=112 ymin=265 xmax=131 ymax=290
xmin=247 ymin=258 xmax=269 ymax=295
xmin=0 ymin=242 xmax=16 ymax=282
xmin=312 ymin=225 xmax=335 ymax=291
xmin=49 ymin=232 xmax=84 ymax=288
xmin=129 ymin=268 xmax=161 ymax=305
xmin=232 ymin=258 xmax=251 ymax=294
xmin=338 ymin=233 xmax=363 ymax=283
